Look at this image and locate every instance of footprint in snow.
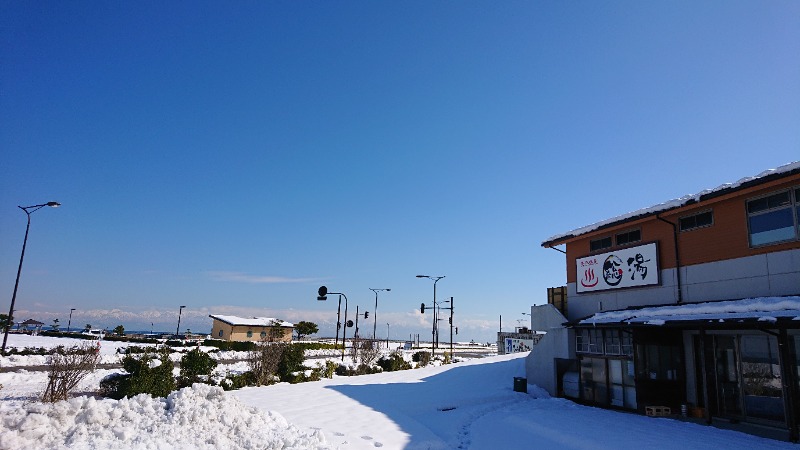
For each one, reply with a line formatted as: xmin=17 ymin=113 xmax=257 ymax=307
xmin=373 ymin=443 xmax=383 ymax=448
xmin=361 ymin=436 xmax=373 ymax=441
xmin=334 ymin=432 xmax=345 ymax=436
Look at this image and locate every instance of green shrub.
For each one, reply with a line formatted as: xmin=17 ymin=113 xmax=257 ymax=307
xmin=291 ymin=342 xmax=339 ymax=351
xmin=178 ymin=348 xmax=218 ymax=388
xmin=40 ymin=331 xmax=97 ymax=341
xmin=220 ymin=371 xmax=256 ymax=391
xmin=100 ymin=348 xmax=175 ymax=399
xmin=118 ymin=346 xmax=160 ymax=354
xmin=412 ymin=351 xmax=431 ymax=367
xmin=103 ymin=335 xmax=158 ymax=344
xmin=277 ymin=344 xmax=306 ymax=382
xmin=334 ymin=363 xmax=382 ymax=376
xmin=202 ymin=339 xmax=256 ymax=352
xmin=377 ymin=352 xmax=412 ymax=372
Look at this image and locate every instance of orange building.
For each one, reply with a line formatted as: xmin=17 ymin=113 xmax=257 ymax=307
xmin=209 ymin=315 xmax=293 ymax=343
xmin=529 ymin=161 xmax=800 ymax=440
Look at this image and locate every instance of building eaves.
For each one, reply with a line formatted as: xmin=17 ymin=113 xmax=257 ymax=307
xmin=541 ymin=161 xmax=800 ymax=248
xmin=564 ymin=296 xmax=800 ymax=329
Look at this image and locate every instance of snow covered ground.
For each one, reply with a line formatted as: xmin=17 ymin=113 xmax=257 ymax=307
xmin=1 ymin=334 xmax=795 ymax=449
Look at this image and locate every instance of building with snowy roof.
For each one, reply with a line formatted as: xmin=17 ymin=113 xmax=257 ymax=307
xmin=527 ymin=161 xmax=800 ymax=440
xmin=209 ymin=315 xmax=294 ymax=343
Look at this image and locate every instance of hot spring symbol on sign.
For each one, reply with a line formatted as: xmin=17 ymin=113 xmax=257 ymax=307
xmin=576 ymin=242 xmax=659 ymax=293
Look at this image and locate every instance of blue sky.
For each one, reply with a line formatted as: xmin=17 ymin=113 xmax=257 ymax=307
xmin=1 ymin=1 xmax=798 ymax=342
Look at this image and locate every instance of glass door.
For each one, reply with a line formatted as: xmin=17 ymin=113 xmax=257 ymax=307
xmin=714 ymin=336 xmax=743 ymax=417
xmin=740 ymin=335 xmax=784 ymax=423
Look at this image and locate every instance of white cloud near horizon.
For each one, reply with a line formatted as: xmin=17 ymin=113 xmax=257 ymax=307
xmin=205 ymin=271 xmax=328 ymax=284
xmin=13 ymin=305 xmax=498 ymax=334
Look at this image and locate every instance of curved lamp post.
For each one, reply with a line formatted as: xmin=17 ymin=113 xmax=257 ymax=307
xmin=317 ymin=286 xmax=350 ymax=361
xmin=2 ymin=201 xmax=60 ymax=354
xmin=416 ymin=275 xmax=444 ymax=357
xmin=369 ymin=288 xmax=390 ymax=339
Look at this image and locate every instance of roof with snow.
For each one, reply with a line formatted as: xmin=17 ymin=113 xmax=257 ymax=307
xmin=209 ymin=315 xmax=293 ymax=328
xmin=542 ymin=161 xmax=800 ymax=247
xmin=572 ymin=296 xmax=800 ymax=328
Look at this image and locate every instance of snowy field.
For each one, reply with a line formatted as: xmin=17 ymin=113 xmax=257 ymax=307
xmin=0 ymin=334 xmax=795 ymax=449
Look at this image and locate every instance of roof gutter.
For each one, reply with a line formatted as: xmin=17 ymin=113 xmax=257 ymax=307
xmin=656 ymin=215 xmax=683 ymax=304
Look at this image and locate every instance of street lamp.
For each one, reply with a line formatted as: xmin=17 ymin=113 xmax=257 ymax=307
xmin=416 ymin=275 xmax=444 ymax=357
xmin=369 ymin=288 xmax=390 ymax=339
xmin=317 ymin=286 xmax=350 ymax=361
xmin=67 ymin=308 xmax=76 ymax=333
xmin=386 ymin=322 xmax=390 ymax=347
xmin=2 ymin=201 xmax=60 ymax=354
xmin=176 ymin=305 xmax=186 ymax=338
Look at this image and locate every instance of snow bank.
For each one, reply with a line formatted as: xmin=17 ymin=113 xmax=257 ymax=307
xmin=0 ymin=384 xmax=331 ymax=450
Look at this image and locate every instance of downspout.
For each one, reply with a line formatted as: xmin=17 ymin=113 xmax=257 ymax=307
xmin=657 ymin=215 xmax=683 ymax=304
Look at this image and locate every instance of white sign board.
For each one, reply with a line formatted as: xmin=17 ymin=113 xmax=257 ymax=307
xmin=576 ymin=242 xmax=659 ymax=293
xmin=505 ymin=338 xmax=534 ymax=354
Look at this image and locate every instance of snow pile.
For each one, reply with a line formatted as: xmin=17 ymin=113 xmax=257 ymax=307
xmin=0 ymin=384 xmax=331 ymax=450
xmin=580 ymin=296 xmax=800 ymax=325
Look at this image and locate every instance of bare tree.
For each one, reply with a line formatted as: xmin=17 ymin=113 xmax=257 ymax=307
xmin=350 ymin=337 xmax=380 ymax=371
xmin=42 ymin=342 xmax=101 ymax=402
xmin=247 ymin=338 xmax=285 ymax=386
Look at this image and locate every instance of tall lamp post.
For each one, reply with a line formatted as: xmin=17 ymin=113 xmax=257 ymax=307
xmin=67 ymin=308 xmax=76 ymax=332
xmin=317 ymin=287 xmax=350 ymax=361
xmin=176 ymin=305 xmax=186 ymax=338
xmin=369 ymin=288 xmax=390 ymax=339
xmin=2 ymin=201 xmax=60 ymax=354
xmin=416 ymin=275 xmax=444 ymax=357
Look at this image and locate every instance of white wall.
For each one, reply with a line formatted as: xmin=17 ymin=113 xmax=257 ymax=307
xmin=524 ymin=304 xmax=574 ymax=397
xmin=566 ymin=248 xmax=800 ymax=322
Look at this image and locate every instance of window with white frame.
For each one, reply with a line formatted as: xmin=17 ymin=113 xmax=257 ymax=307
xmin=577 ymin=329 xmax=604 ymax=354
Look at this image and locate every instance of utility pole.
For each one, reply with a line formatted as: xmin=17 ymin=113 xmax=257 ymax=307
xmin=449 ymin=297 xmax=454 ymax=356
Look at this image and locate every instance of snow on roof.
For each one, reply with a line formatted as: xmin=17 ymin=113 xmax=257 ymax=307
xmin=20 ymin=319 xmax=44 ymax=326
xmin=578 ymin=296 xmax=800 ymax=326
xmin=543 ymin=160 xmax=800 ymax=246
xmin=209 ymin=315 xmax=293 ymax=328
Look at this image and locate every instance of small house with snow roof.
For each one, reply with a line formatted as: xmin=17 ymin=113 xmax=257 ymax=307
xmin=209 ymin=315 xmax=294 ymax=343
xmin=528 ymin=161 xmax=800 ymax=439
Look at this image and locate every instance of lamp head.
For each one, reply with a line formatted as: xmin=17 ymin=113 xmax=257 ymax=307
xmin=46 ymin=202 xmax=61 ymax=208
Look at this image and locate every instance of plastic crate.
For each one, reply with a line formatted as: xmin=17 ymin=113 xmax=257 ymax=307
xmin=646 ymin=406 xmax=671 ymax=417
